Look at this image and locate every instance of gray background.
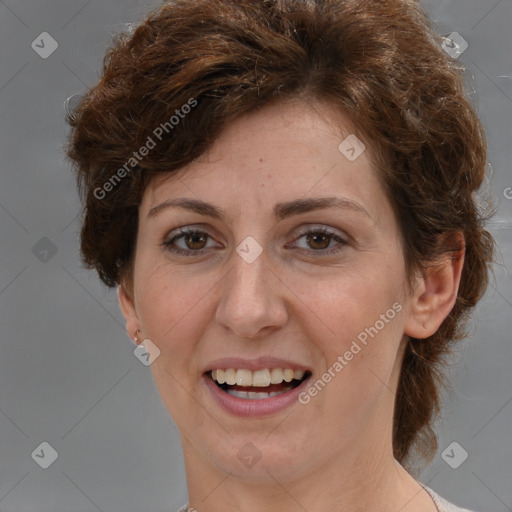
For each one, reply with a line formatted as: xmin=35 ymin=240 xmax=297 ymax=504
xmin=0 ymin=0 xmax=511 ymax=511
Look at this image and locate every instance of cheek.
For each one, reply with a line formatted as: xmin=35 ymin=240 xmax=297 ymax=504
xmin=299 ymin=306 xmax=405 ymax=442
xmin=134 ymin=263 xmax=217 ymax=352
xmin=291 ymin=267 xmax=406 ymax=399
xmin=288 ymin=266 xmax=402 ymax=342
xmin=134 ymin=265 xmax=217 ymax=419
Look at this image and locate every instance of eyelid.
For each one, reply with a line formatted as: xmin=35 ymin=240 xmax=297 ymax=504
xmin=286 ymin=225 xmax=349 ymax=252
xmin=287 ymin=223 xmax=348 ymax=243
xmin=162 ymin=223 xmax=350 ymax=257
xmin=164 ymin=224 xmax=220 ymax=241
xmin=292 ymin=223 xmax=347 ymax=238
xmin=164 ymin=223 xmax=346 ymax=242
xmin=163 ymin=225 xmax=223 ymax=248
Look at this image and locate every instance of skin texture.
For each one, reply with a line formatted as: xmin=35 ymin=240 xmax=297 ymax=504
xmin=118 ymin=100 xmax=464 ymax=512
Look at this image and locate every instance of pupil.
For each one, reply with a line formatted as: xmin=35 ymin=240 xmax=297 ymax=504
xmin=187 ymin=233 xmax=206 ymax=249
xmin=307 ymin=233 xmax=330 ymax=250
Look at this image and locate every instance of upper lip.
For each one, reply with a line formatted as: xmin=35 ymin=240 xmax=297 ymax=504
xmin=203 ymin=356 xmax=312 ymax=374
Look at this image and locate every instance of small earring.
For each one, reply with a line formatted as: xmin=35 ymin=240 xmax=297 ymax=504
xmin=134 ymin=329 xmax=141 ymax=343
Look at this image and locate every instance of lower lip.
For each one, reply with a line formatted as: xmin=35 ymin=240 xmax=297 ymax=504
xmin=203 ymin=374 xmax=311 ymax=417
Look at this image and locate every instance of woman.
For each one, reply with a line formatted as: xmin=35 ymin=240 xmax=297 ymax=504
xmin=65 ymin=0 xmax=495 ymax=510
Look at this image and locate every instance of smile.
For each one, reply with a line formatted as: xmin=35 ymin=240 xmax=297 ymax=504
xmin=204 ymin=366 xmax=312 ymax=416
xmin=210 ymin=368 xmax=309 ymax=399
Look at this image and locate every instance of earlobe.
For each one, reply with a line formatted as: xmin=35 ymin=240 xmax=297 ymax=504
xmin=403 ymin=233 xmax=465 ymax=340
xmin=117 ymin=281 xmax=142 ymax=344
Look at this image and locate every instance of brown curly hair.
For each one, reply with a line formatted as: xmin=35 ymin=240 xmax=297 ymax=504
xmin=64 ymin=0 xmax=495 ymax=467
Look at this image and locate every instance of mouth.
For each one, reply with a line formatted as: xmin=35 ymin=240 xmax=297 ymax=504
xmin=202 ymin=357 xmax=314 ymax=416
xmin=206 ymin=368 xmax=312 ymax=400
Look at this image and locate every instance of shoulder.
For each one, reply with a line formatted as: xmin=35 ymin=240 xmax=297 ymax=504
xmin=423 ymin=486 xmax=477 ymax=512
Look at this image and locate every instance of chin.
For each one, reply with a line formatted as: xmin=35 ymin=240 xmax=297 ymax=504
xmin=204 ymin=431 xmax=321 ymax=484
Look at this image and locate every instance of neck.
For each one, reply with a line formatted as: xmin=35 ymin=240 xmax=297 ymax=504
xmin=182 ymin=434 xmax=436 ymax=512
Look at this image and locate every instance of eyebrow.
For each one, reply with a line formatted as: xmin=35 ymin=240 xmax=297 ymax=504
xmin=147 ymin=196 xmax=372 ymax=222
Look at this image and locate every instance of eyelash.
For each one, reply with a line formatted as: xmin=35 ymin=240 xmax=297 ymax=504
xmin=162 ymin=226 xmax=348 ymax=257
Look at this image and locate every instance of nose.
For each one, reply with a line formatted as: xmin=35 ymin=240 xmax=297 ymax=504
xmin=214 ymin=248 xmax=289 ymax=339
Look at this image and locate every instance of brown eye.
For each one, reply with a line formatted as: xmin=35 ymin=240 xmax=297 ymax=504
xmin=306 ymin=232 xmax=331 ymax=250
xmin=163 ymin=227 xmax=219 ymax=256
xmin=290 ymin=226 xmax=348 ymax=256
xmin=184 ymin=232 xmax=208 ymax=250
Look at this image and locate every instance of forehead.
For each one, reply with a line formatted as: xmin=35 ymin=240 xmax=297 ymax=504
xmin=141 ymin=99 xmax=382 ymax=218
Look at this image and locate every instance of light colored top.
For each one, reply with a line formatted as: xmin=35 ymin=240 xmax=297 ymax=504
xmin=425 ymin=486 xmax=476 ymax=512
xmin=176 ymin=486 xmax=476 ymax=512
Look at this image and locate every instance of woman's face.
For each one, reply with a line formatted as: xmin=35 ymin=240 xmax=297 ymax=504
xmin=120 ymin=100 xmax=417 ymax=483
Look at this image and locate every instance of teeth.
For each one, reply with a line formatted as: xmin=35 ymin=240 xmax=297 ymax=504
xmin=211 ymin=368 xmax=306 ymax=387
xmin=270 ymin=368 xmax=283 ymax=384
xmin=253 ymin=369 xmax=271 ymax=387
xmin=236 ymin=369 xmax=252 ymax=386
xmin=225 ymin=368 xmax=236 ymax=385
xmin=294 ymin=369 xmax=304 ymax=380
xmin=226 ymin=387 xmax=294 ymax=399
xmin=283 ymin=369 xmax=294 ymax=382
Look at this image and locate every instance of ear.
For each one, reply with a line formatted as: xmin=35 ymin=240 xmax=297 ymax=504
xmin=118 ymin=279 xmax=142 ymax=345
xmin=403 ymin=232 xmax=465 ymax=339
